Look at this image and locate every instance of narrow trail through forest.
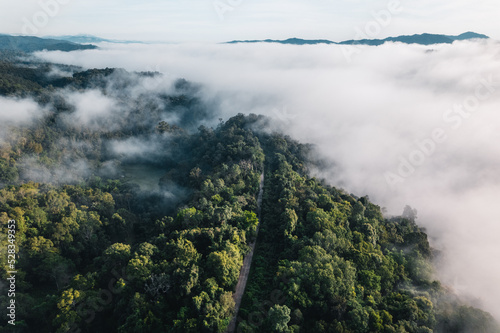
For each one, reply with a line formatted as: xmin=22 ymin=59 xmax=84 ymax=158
xmin=225 ymin=172 xmax=264 ymax=333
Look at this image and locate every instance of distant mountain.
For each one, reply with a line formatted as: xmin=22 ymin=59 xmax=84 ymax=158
xmin=43 ymin=34 xmax=145 ymax=44
xmin=447 ymin=31 xmax=489 ymax=40
xmin=339 ymin=32 xmax=489 ymax=46
xmin=227 ymin=32 xmax=490 ymax=46
xmin=227 ymin=38 xmax=335 ymax=45
xmin=0 ymin=34 xmax=97 ymax=53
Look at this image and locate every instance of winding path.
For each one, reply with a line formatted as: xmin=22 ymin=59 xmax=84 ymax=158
xmin=226 ymin=172 xmax=264 ymax=333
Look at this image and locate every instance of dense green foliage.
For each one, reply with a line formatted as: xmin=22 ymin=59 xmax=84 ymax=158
xmin=0 ymin=116 xmax=266 ymax=332
xmin=0 ymin=56 xmax=498 ymax=332
xmin=237 ymin=134 xmax=499 ymax=333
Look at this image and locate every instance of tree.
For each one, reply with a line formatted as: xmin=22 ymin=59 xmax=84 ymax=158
xmin=402 ymin=205 xmax=417 ymax=220
xmin=281 ymin=208 xmax=297 ymax=236
xmin=45 ymin=190 xmax=70 ymax=215
xmin=0 ymin=157 xmax=18 ymax=182
xmin=268 ymin=304 xmax=291 ymax=332
xmin=169 ymin=238 xmax=201 ymax=296
xmin=206 ymin=242 xmax=242 ymax=289
xmin=99 ymin=243 xmax=132 ymax=275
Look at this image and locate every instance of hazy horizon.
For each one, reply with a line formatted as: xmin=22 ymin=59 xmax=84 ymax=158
xmin=1 ymin=0 xmax=499 ymax=42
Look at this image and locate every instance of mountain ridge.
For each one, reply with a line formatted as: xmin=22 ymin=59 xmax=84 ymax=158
xmin=227 ymin=32 xmax=490 ymax=46
xmin=42 ymin=34 xmax=145 ymax=44
xmin=0 ymin=34 xmax=97 ymax=53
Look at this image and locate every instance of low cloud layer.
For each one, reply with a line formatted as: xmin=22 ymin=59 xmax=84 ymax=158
xmin=0 ymin=96 xmax=44 ymax=132
xmin=0 ymin=96 xmax=43 ymax=123
xmin=63 ymin=89 xmax=119 ymax=129
xmin=35 ymin=39 xmax=500 ymax=318
xmin=0 ymin=97 xmax=48 ymax=147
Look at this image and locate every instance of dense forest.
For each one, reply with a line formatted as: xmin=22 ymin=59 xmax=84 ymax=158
xmin=0 ymin=48 xmax=499 ymax=332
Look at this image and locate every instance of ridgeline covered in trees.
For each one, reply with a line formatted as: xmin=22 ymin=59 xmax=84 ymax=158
xmin=0 ymin=52 xmax=498 ymax=332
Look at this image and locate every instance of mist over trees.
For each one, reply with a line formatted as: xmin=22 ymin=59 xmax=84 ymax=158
xmin=0 ymin=52 xmax=498 ymax=332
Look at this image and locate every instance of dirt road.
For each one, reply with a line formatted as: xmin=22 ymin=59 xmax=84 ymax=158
xmin=225 ymin=172 xmax=264 ymax=333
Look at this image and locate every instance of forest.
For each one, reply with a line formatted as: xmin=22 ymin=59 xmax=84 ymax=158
xmin=0 ymin=49 xmax=499 ymax=332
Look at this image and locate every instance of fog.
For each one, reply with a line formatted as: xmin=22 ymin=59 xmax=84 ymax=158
xmin=34 ymin=39 xmax=500 ymax=318
xmin=0 ymin=96 xmax=46 ymax=142
xmin=62 ymin=89 xmax=119 ymax=130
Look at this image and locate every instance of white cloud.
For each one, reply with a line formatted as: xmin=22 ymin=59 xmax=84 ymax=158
xmin=0 ymin=97 xmax=46 ymax=143
xmin=61 ymin=89 xmax=119 ymax=130
xmin=0 ymin=96 xmax=44 ymax=123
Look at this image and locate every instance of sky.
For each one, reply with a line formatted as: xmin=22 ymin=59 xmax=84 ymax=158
xmin=0 ymin=0 xmax=499 ymax=42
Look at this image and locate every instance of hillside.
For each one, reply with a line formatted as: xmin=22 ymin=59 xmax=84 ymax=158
xmin=0 ymin=34 xmax=97 ymax=53
xmin=0 ymin=58 xmax=498 ymax=333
